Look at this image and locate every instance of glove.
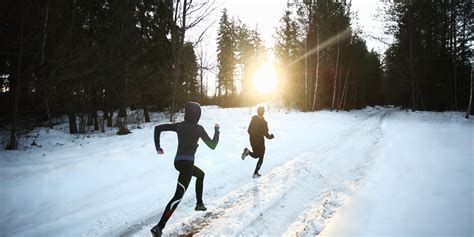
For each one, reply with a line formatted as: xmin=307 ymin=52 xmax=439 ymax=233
xmin=214 ymin=123 xmax=220 ymax=133
xmin=157 ymin=148 xmax=164 ymax=154
xmin=269 ymin=134 xmax=274 ymax=139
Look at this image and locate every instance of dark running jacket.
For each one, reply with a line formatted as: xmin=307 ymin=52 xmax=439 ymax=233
xmin=247 ymin=115 xmax=273 ymax=143
xmin=154 ymin=102 xmax=219 ymax=160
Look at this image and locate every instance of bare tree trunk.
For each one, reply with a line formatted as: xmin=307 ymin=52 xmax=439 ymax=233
xmin=116 ymin=3 xmax=130 ymax=134
xmin=45 ymin=94 xmax=53 ymax=128
xmin=196 ymin=43 xmax=213 ymax=102
xmin=98 ymin=115 xmax=105 ymax=133
xmin=106 ymin=110 xmax=113 ymax=128
xmin=68 ymin=113 xmax=78 ymax=134
xmin=89 ymin=98 xmax=98 ymax=131
xmin=465 ymin=65 xmax=473 ymax=118
xmin=93 ymin=110 xmax=99 ymax=131
xmin=7 ymin=11 xmax=25 ymax=150
xmin=169 ymin=72 xmax=179 ymax=122
xmin=78 ymin=113 xmax=86 ymax=134
xmin=41 ymin=0 xmax=52 ymax=129
xmin=68 ymin=0 xmax=79 ymax=134
xmin=102 ymin=92 xmax=111 ymax=127
xmin=170 ymin=0 xmax=188 ymax=122
xmin=205 ymin=76 xmax=209 ymax=100
xmin=117 ymin=106 xmax=129 ymax=135
xmin=87 ymin=110 xmax=94 ymax=126
xmin=452 ymin=5 xmax=458 ymax=110
xmin=336 ymin=60 xmax=344 ymax=110
xmin=339 ymin=59 xmax=352 ymax=110
xmin=332 ymin=33 xmax=340 ymax=110
xmin=416 ymin=77 xmax=425 ymax=110
xmin=199 ymin=67 xmax=204 ymax=99
xmin=342 ymin=81 xmax=349 ymax=109
xmin=409 ymin=8 xmax=416 ymax=110
xmin=143 ymin=105 xmax=150 ymax=123
xmin=350 ymin=82 xmax=358 ymax=107
xmin=304 ymin=38 xmax=308 ymax=111
xmin=311 ymin=33 xmax=320 ymax=111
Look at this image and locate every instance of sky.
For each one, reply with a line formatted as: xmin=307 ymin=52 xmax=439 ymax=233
xmin=187 ymin=0 xmax=391 ymax=96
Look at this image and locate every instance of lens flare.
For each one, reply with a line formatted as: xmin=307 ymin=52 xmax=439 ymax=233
xmin=252 ymin=63 xmax=278 ymax=94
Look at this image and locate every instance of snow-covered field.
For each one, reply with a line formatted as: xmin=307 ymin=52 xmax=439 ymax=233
xmin=0 ymin=106 xmax=472 ymax=237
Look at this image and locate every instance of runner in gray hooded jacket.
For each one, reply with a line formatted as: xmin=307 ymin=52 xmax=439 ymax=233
xmin=151 ymin=102 xmax=219 ymax=237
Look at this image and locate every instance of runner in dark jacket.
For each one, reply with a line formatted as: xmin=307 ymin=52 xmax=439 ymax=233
xmin=241 ymin=106 xmax=274 ymax=178
xmin=151 ymin=102 xmax=219 ymax=237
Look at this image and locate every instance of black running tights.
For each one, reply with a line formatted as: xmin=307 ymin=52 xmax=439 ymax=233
xmin=157 ymin=160 xmax=204 ymax=229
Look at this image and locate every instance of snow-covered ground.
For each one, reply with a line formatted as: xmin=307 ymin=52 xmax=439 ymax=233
xmin=0 ymin=106 xmax=472 ymax=237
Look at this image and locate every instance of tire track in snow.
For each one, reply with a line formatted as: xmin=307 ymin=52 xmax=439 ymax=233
xmin=281 ymin=191 xmax=349 ymax=237
xmin=166 ymin=152 xmax=319 ymax=236
xmin=280 ymin=110 xmax=390 ymax=237
xmin=116 ymin=109 xmax=389 ymax=237
xmin=118 ymin=152 xmax=317 ymax=237
xmin=161 ymin=110 xmax=389 ymax=236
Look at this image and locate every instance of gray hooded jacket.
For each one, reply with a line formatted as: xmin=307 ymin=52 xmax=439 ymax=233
xmin=154 ymin=102 xmax=219 ymax=159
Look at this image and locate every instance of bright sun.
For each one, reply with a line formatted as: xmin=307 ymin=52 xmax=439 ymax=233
xmin=252 ymin=63 xmax=278 ymax=94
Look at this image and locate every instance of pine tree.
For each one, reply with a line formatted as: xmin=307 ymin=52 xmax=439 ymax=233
xmin=235 ymin=22 xmax=265 ymax=98
xmin=216 ymin=9 xmax=236 ymax=97
xmin=275 ymin=9 xmax=303 ymax=106
xmin=384 ymin=1 xmax=472 ymax=111
xmin=0 ymin=0 xmax=212 ymax=148
xmin=181 ymin=42 xmax=199 ymax=102
xmin=293 ymin=0 xmax=377 ymax=111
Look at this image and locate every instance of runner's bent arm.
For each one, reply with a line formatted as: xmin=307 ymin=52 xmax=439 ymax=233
xmin=199 ymin=125 xmax=219 ymax=150
xmin=262 ymin=121 xmax=273 ymax=139
xmin=154 ymin=123 xmax=177 ymax=151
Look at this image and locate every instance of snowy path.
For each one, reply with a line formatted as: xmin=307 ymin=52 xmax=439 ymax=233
xmin=121 ymin=109 xmax=389 ymax=236
xmin=1 ymin=106 xmax=472 ymax=237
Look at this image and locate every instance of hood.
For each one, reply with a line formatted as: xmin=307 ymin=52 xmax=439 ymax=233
xmin=184 ymin=102 xmax=201 ymax=123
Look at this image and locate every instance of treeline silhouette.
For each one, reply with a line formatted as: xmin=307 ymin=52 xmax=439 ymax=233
xmin=0 ymin=0 xmax=472 ymax=150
